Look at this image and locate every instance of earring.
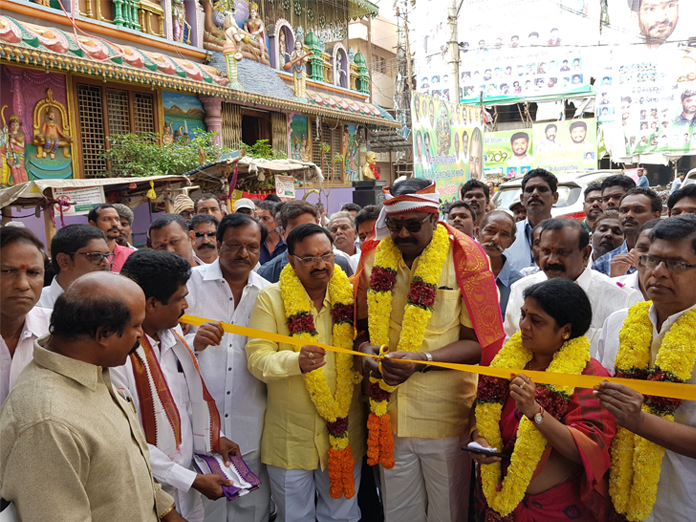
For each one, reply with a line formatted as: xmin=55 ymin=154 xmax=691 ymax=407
xmin=564 ymin=334 xmax=570 ymax=340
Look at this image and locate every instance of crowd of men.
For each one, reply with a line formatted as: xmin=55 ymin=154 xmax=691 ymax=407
xmin=1 ymin=169 xmax=696 ymax=522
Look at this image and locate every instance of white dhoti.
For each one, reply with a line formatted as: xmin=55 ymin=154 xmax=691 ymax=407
xmin=380 ymin=435 xmax=471 ymax=522
xmin=267 ymin=461 xmax=362 ymax=522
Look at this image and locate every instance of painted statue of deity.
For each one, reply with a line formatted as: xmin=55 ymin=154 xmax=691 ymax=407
xmin=5 ymin=115 xmax=27 ymax=184
xmin=278 ymin=32 xmax=287 ymax=69
xmin=284 ymin=35 xmax=312 ymax=98
xmin=244 ymin=2 xmax=266 ymax=57
xmin=36 ymin=106 xmax=71 ymax=160
xmin=172 ymin=0 xmax=189 ymax=43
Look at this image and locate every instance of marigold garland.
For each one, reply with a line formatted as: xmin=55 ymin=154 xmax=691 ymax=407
xmin=365 ymin=224 xmax=450 ymax=467
xmin=280 ymin=263 xmax=362 ymax=499
xmin=475 ymin=332 xmax=590 ymax=518
xmin=609 ymin=302 xmax=696 ymax=522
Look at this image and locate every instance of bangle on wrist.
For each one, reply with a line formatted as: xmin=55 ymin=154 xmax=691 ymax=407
xmin=358 ymin=341 xmax=370 ymax=352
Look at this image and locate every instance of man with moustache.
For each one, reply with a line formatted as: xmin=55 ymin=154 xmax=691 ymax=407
xmin=674 ymin=89 xmax=696 ymax=126
xmin=185 ymin=213 xmax=271 ymax=522
xmin=150 ymin=214 xmax=205 ymax=267
xmin=476 ymin=210 xmax=522 ymax=316
xmin=569 ymin=121 xmax=588 ymax=147
xmin=355 ymin=179 xmax=504 ymax=522
xmin=246 ymin=223 xmax=365 ymax=522
xmin=328 ymin=211 xmax=360 ymax=270
xmin=196 ymin=193 xmax=226 ymax=222
xmin=38 ymin=225 xmax=113 ymax=309
xmin=591 ymin=211 xmax=624 ymax=262
xmin=536 ymin=123 xmax=563 ymax=153
xmin=113 ymin=203 xmax=137 ymax=250
xmin=447 ymin=201 xmax=477 ymax=238
xmin=189 ymin=214 xmax=219 ymax=265
xmin=505 ymin=169 xmax=559 ymax=272
xmin=505 ymin=219 xmax=641 ymax=353
xmin=0 ymin=228 xmax=51 ymax=406
xmin=581 ymin=183 xmax=604 ymax=233
xmin=460 ymin=179 xmax=489 ymax=229
xmin=594 ymin=215 xmax=696 ymax=521
xmin=630 ymin=0 xmax=679 ymax=49
xmin=507 ymin=132 xmax=532 ymax=165
xmin=258 ymin=201 xmax=353 ymax=284
xmin=88 ymin=203 xmax=133 ymax=272
xmin=593 ymin=187 xmax=662 ymax=277
xmin=0 ymin=272 xmax=186 ymax=522
xmin=112 ymin=250 xmax=241 ymax=522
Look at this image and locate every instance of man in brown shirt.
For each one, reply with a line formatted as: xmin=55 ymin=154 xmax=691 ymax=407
xmin=0 ymin=272 xmax=187 ymax=522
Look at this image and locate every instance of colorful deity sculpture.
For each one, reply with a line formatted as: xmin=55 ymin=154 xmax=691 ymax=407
xmin=0 ymin=112 xmax=27 ymax=186
xmin=34 ymin=106 xmax=72 ymax=160
xmin=284 ymin=31 xmax=312 ymax=98
xmin=278 ymin=31 xmax=287 ymax=69
xmin=244 ymin=2 xmax=266 ymax=58
xmin=172 ymin=0 xmax=191 ymax=44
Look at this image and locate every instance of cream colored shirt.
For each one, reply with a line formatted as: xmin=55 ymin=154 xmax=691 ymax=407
xmin=357 ymin=240 xmax=476 ymax=439
xmin=246 ymin=283 xmax=365 ymax=471
xmin=0 ymin=336 xmax=174 ymax=522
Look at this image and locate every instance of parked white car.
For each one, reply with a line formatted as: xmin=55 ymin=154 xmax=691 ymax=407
xmin=491 ymin=170 xmax=625 ymax=220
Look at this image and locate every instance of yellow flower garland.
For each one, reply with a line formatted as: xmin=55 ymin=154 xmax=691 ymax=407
xmin=609 ymin=302 xmax=696 ymax=522
xmin=475 ymin=332 xmax=590 ymax=517
xmin=279 ymin=264 xmax=360 ymax=424
xmin=367 ymin=224 xmax=450 ymax=373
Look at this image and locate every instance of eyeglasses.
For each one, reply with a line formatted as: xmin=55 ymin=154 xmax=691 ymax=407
xmin=639 ymin=254 xmax=696 ymax=273
xmin=194 ymin=231 xmax=216 ymax=241
xmin=292 ymin=253 xmax=335 ymax=266
xmin=72 ymin=252 xmax=116 ymax=265
xmin=180 ymin=211 xmax=194 ymax=220
xmin=384 ymin=214 xmax=432 ymax=233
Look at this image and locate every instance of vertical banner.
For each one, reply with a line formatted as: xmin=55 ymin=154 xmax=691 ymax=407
xmin=484 ymin=129 xmax=534 ymax=180
xmin=532 ymin=118 xmax=597 ymax=172
xmin=411 ymin=92 xmax=484 ymax=202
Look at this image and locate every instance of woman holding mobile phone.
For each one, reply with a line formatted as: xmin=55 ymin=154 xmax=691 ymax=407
xmin=468 ymin=279 xmax=616 ymax=521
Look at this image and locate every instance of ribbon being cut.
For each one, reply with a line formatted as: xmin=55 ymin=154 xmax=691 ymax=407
xmin=178 ymin=314 xmax=696 ymax=402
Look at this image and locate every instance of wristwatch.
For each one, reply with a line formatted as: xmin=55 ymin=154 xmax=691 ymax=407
xmin=421 ymin=352 xmax=433 ymax=373
xmin=533 ymin=404 xmax=545 ymax=425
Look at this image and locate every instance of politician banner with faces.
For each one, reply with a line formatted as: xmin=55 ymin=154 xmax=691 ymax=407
xmin=411 ymin=92 xmax=484 ymax=202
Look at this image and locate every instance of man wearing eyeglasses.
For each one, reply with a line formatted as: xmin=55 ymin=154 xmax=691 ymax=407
xmin=38 ymin=224 xmax=113 ymax=309
xmin=354 ymin=179 xmax=505 ymax=522
xmin=185 ymin=213 xmax=272 ymax=522
xmin=246 ymin=223 xmax=365 ymax=522
xmin=189 ymin=214 xmax=219 ymax=265
xmin=594 ymin=214 xmax=696 ymax=521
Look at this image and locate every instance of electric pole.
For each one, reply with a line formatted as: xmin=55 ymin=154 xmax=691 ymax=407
xmin=448 ymin=0 xmax=464 ymax=102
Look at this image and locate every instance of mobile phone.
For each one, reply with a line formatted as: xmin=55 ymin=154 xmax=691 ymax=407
xmin=461 ymin=446 xmax=510 ymax=459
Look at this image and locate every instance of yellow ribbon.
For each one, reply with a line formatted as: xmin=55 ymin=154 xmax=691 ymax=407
xmin=180 ymin=314 xmax=696 ymax=401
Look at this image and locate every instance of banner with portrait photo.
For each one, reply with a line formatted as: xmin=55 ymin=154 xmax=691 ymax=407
xmin=597 ymin=46 xmax=696 ymax=159
xmin=455 ymin=0 xmax=599 ymax=104
xmin=411 ymin=92 xmax=484 ymax=201
xmin=532 ymin=118 xmax=598 ymax=172
xmin=483 ymin=129 xmax=534 ymax=180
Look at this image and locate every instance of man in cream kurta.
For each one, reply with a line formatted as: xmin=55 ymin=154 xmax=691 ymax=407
xmin=246 ymin=224 xmax=365 ymax=522
xmin=0 ymin=272 xmax=181 ymax=522
xmin=356 ymin=179 xmax=497 ymax=522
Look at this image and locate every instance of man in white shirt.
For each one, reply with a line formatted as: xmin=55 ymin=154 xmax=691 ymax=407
xmin=150 ymin=214 xmax=205 ymax=267
xmin=38 ymin=225 xmax=113 ymax=309
xmin=504 ymin=218 xmax=641 ymax=353
xmin=0 ymin=227 xmax=52 ymax=405
xmin=594 ymin=215 xmax=696 ymax=521
xmin=112 ymin=249 xmax=241 ymax=522
xmin=185 ymin=213 xmax=271 ymax=522
xmin=611 ymin=219 xmax=660 ymax=300
xmin=328 ymin=211 xmax=360 ymax=271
